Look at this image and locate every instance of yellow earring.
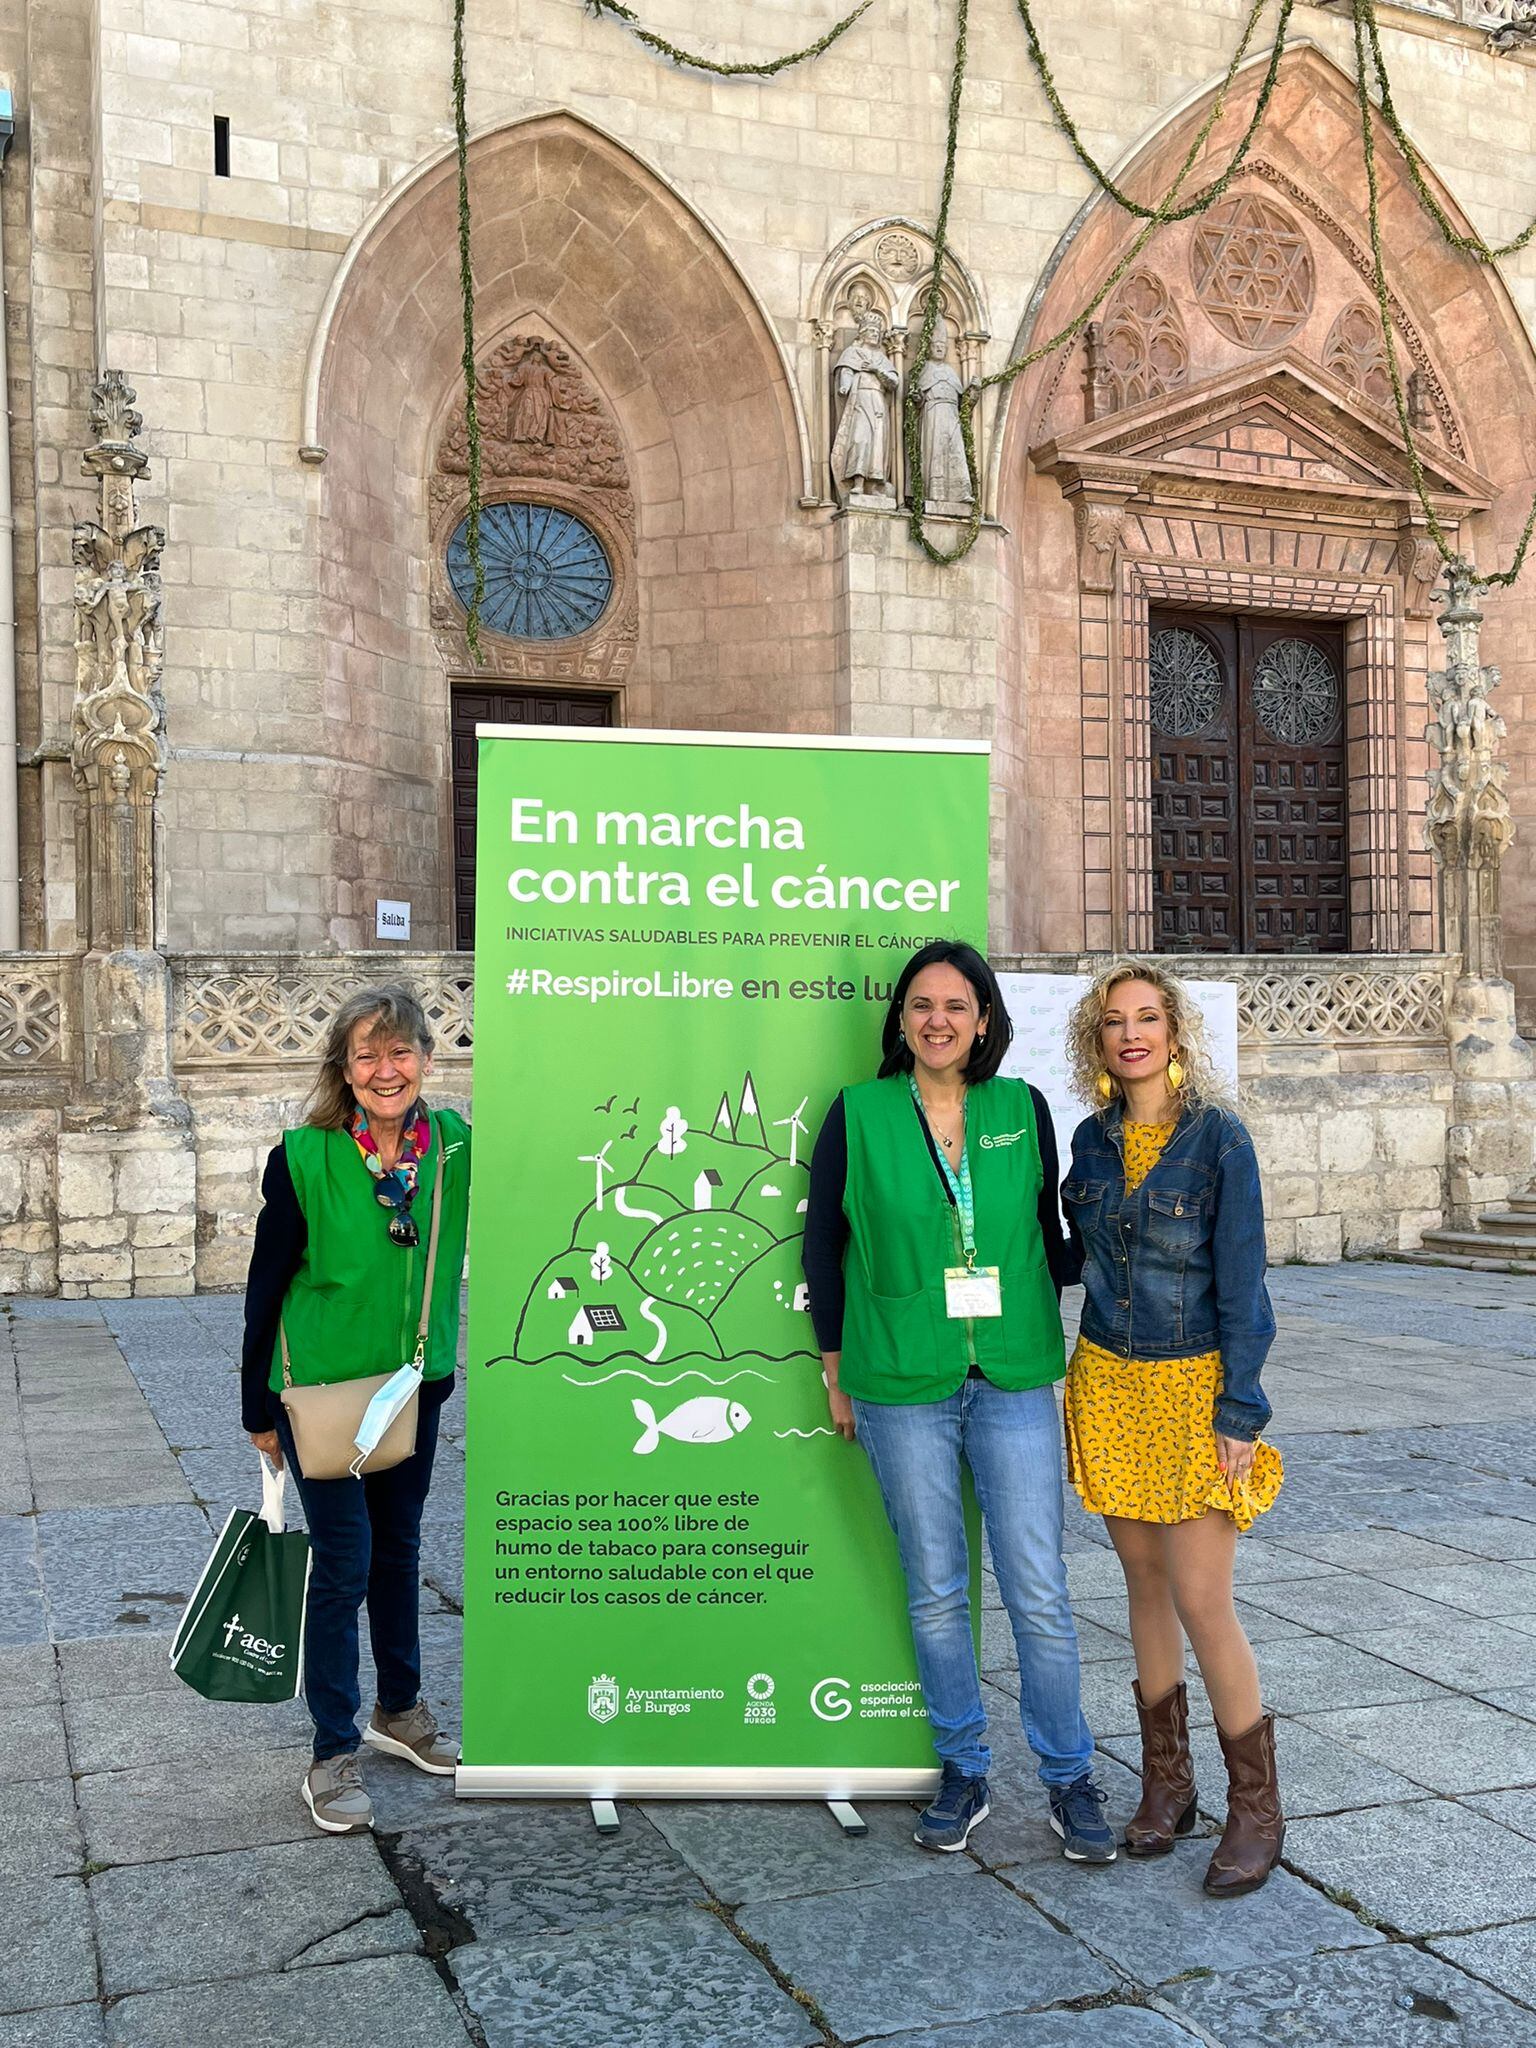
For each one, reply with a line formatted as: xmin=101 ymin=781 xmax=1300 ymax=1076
xmin=1167 ymin=1055 xmax=1185 ymax=1092
xmin=1096 ymin=1072 xmax=1114 ymax=1101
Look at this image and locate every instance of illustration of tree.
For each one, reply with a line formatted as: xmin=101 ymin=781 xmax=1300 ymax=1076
xmin=658 ymin=1106 xmax=689 ymax=1157
xmin=590 ymin=1241 xmax=612 ymax=1284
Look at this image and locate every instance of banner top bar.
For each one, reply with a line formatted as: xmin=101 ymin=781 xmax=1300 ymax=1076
xmin=474 ymin=725 xmax=991 ymax=757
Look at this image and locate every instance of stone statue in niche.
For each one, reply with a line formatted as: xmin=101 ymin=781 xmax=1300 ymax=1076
xmin=914 ymin=319 xmax=975 ymax=515
xmin=504 ymin=347 xmax=561 ymax=446
xmin=831 ymin=310 xmax=900 ymax=506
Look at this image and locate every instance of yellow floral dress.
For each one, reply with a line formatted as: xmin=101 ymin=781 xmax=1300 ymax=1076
xmin=1064 ymin=1120 xmax=1283 ymax=1531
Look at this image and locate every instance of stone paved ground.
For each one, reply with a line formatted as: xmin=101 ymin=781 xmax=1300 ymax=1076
xmin=1 ymin=1264 xmax=1534 ymax=2047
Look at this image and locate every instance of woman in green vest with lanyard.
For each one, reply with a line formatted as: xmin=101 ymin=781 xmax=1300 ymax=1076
xmin=242 ymin=985 xmax=470 ymax=1835
xmin=803 ymin=942 xmax=1114 ymax=1861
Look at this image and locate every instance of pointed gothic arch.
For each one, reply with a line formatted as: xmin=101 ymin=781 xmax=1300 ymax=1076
xmin=990 ymin=42 xmax=1536 ymax=976
xmin=297 ymin=111 xmax=840 ymax=947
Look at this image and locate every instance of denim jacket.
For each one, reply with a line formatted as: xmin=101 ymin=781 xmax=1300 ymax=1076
xmin=1065 ymin=1100 xmax=1275 ymax=1441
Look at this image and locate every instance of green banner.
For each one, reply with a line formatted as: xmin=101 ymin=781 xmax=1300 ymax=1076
xmin=461 ymin=730 xmax=990 ymax=1797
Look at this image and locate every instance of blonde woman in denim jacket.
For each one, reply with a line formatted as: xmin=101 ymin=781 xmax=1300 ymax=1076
xmin=1062 ymin=961 xmax=1284 ymax=1897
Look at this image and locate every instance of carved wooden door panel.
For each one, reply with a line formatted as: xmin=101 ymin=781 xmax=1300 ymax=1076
xmin=1150 ymin=612 xmax=1240 ymax=951
xmin=1239 ymin=620 xmax=1347 ymax=952
xmin=450 ymin=684 xmax=614 ymax=949
xmin=1149 ymin=612 xmax=1347 ymax=954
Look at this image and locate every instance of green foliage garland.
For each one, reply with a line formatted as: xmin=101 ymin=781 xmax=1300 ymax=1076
xmin=1014 ymin=0 xmax=1295 ymax=225
xmin=582 ymin=0 xmax=874 ymax=78
xmin=903 ymin=0 xmax=1294 ymax=565
xmin=1351 ymin=0 xmax=1536 ymax=590
xmin=453 ymin=0 xmax=486 ymax=659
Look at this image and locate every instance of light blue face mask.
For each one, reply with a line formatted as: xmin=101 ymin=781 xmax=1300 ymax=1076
xmin=349 ymin=1352 xmax=425 ymax=1476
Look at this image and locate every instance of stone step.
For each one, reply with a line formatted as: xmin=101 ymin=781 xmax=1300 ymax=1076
xmin=1471 ymin=1211 xmax=1536 ymax=1238
xmin=1413 ymin=1227 xmax=1536 ymax=1267
xmin=1507 ymin=1194 xmax=1536 ymax=1216
xmin=1382 ymin=1247 xmax=1536 ymax=1276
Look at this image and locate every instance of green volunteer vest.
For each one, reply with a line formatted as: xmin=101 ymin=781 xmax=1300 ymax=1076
xmin=269 ymin=1108 xmax=471 ymax=1394
xmin=839 ymin=1073 xmax=1064 ymax=1404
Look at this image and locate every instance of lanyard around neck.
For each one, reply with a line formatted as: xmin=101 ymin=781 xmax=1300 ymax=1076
xmin=908 ymin=1074 xmax=977 ymax=1269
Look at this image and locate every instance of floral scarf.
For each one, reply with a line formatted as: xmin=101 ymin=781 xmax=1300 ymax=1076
xmin=349 ymin=1101 xmax=432 ymax=1240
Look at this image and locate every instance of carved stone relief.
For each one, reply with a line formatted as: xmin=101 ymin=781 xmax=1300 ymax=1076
xmin=1100 ymin=271 xmax=1189 ymax=411
xmin=807 ymin=221 xmax=989 ymax=512
xmin=431 ymin=331 xmax=636 ymax=683
xmin=71 ymin=370 xmax=166 ymax=954
xmin=1191 ymin=193 xmax=1315 ymax=350
xmin=1323 ymin=302 xmax=1393 ymax=409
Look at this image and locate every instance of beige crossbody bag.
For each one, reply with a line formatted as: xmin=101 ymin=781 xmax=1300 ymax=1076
xmin=278 ymin=1154 xmax=443 ymax=1480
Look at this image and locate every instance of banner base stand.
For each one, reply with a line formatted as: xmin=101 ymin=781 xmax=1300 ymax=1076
xmin=456 ymin=1765 xmax=941 ymax=1801
xmin=590 ymin=1799 xmax=621 ymax=1834
xmin=826 ymin=1799 xmax=867 ymax=1835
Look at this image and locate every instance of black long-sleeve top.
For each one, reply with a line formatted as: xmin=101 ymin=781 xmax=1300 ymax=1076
xmin=240 ymin=1142 xmax=456 ymax=1434
xmin=801 ymin=1083 xmax=1083 ymax=1353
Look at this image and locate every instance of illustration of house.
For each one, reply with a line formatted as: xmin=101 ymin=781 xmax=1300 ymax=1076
xmin=691 ymin=1168 xmax=724 ymax=1211
xmin=792 ymin=1282 xmax=811 ymax=1312
xmin=546 ymin=1275 xmax=579 ymax=1301
xmin=569 ymin=1303 xmax=627 ymax=1346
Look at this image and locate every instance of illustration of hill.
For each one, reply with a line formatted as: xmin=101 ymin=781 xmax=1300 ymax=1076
xmin=506 ymin=1071 xmax=816 ymax=1369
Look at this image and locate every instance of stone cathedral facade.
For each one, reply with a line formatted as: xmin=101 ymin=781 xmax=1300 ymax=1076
xmin=0 ymin=0 xmax=1533 ymax=1293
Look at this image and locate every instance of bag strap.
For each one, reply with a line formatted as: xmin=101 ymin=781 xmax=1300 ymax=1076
xmin=279 ymin=1113 xmax=448 ymax=1385
xmin=413 ymin=1119 xmax=446 ymax=1364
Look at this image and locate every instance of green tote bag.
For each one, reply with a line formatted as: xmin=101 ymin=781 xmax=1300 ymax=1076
xmin=170 ymin=1457 xmax=311 ymax=1704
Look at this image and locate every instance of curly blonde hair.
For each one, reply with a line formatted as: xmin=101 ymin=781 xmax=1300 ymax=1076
xmin=1066 ymin=958 xmax=1233 ymax=1115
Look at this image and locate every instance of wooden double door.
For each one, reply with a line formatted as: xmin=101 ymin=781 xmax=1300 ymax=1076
xmin=451 ymin=683 xmax=614 ymax=948
xmin=1149 ymin=610 xmax=1347 ymax=953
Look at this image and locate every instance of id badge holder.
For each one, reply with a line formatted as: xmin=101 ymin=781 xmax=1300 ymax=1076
xmin=944 ymin=1266 xmax=1002 ymax=1319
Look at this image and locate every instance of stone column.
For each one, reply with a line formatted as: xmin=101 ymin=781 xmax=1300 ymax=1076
xmin=59 ymin=372 xmax=195 ymax=1298
xmin=1425 ymin=559 xmax=1536 ymax=1221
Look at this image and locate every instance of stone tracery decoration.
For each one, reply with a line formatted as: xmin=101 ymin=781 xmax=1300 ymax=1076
xmin=1323 ymin=302 xmax=1393 ymax=409
xmin=431 ymin=331 xmax=635 ymax=683
xmin=1190 ymin=192 xmax=1314 ymax=350
xmin=1100 ymin=272 xmax=1189 ymax=411
xmin=71 ymin=370 xmax=166 ymax=953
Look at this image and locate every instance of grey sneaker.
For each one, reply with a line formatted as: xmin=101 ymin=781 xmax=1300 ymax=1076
xmin=303 ymin=1751 xmax=372 ymax=1834
xmin=362 ymin=1699 xmax=459 ymax=1776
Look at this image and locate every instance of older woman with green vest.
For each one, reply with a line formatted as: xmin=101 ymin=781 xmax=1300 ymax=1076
xmin=802 ymin=941 xmax=1114 ymax=1862
xmin=242 ymin=984 xmax=470 ymax=1835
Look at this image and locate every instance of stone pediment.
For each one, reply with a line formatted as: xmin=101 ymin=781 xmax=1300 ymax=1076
xmin=1032 ymin=351 xmax=1492 ymax=513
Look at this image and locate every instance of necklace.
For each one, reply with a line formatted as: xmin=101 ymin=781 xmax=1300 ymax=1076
xmin=917 ymin=1085 xmax=966 ymax=1156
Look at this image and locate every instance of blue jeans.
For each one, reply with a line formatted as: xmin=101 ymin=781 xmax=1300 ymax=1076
xmin=852 ymin=1378 xmax=1094 ymax=1785
xmin=271 ymin=1377 xmax=450 ymax=1762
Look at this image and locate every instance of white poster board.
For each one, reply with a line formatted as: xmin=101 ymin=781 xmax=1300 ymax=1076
xmin=995 ymin=972 xmax=1240 ymax=1194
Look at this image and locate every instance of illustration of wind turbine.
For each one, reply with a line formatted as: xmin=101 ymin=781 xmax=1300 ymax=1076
xmin=579 ymin=1140 xmax=615 ymax=1211
xmin=773 ymin=1096 xmax=809 ymax=1169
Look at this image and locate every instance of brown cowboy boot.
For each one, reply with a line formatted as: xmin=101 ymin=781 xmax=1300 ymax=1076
xmin=1124 ymin=1680 xmax=1198 ymax=1858
xmin=1204 ymin=1712 xmax=1284 ymax=1897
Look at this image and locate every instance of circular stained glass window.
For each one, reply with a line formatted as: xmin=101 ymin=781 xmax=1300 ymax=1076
xmin=446 ymin=501 xmax=612 ymax=640
xmin=1149 ymin=628 xmax=1223 ymax=738
xmin=1252 ymin=638 xmax=1340 ymax=745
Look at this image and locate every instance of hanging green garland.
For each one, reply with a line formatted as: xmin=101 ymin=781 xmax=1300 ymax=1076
xmin=1014 ymin=0 xmax=1296 ymax=225
xmin=583 ymin=0 xmax=874 ymax=78
xmin=453 ymin=0 xmax=486 ymax=658
xmin=903 ymin=0 xmax=1294 ymax=565
xmin=1352 ymin=0 xmax=1536 ymax=589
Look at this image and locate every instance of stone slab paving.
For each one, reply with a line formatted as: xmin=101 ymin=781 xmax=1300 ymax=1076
xmin=1 ymin=1267 xmax=1534 ymax=2044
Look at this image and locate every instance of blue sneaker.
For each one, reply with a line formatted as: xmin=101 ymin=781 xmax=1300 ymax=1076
xmin=914 ymin=1763 xmax=990 ymax=1852
xmin=1049 ymin=1774 xmax=1117 ymax=1863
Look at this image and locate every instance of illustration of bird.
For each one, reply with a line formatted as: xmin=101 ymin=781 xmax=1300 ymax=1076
xmin=594 ymin=1093 xmax=617 ymax=1114
xmin=620 ymin=1124 xmax=638 ymax=1142
xmin=622 ymin=1097 xmax=639 ymax=1116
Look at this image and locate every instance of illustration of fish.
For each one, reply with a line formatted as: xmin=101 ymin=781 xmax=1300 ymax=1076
xmin=632 ymin=1395 xmax=752 ymax=1456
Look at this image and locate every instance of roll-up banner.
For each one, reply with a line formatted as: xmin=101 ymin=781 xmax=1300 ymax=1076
xmin=460 ymin=728 xmax=990 ymax=1799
